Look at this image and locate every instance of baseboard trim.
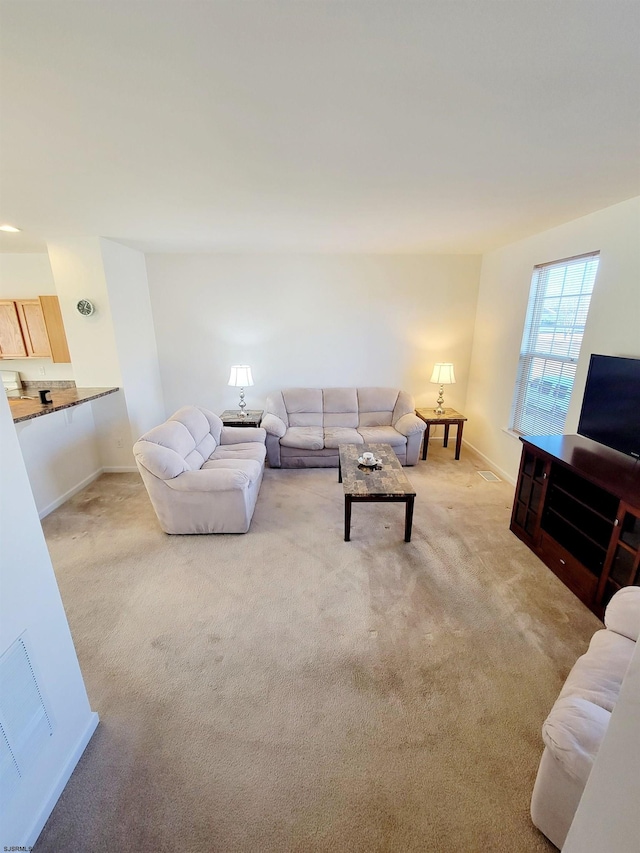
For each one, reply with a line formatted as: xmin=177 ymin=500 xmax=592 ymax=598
xmin=461 ymin=439 xmax=516 ymax=485
xmin=38 ymin=469 xmax=103 ymax=518
xmin=25 ymin=712 xmax=99 ymax=849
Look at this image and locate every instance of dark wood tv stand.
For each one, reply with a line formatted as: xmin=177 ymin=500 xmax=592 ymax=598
xmin=511 ymin=434 xmax=640 ymax=617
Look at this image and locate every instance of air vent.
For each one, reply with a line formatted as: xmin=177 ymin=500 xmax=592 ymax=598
xmin=478 ymin=470 xmax=501 ymax=482
xmin=0 ymin=633 xmax=54 ymax=804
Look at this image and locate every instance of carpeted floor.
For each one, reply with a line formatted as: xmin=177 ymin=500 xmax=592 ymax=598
xmin=36 ymin=443 xmax=600 ymax=852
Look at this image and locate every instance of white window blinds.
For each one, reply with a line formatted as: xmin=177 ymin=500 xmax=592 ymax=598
xmin=511 ymin=252 xmax=599 ymax=436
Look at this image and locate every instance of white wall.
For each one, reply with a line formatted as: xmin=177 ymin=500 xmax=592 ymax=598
xmin=145 ymin=253 xmax=482 ymax=416
xmin=0 ymin=390 xmax=98 ymax=848
xmin=46 ymin=238 xmax=138 ymax=469
xmin=465 ymin=196 xmax=640 ymax=482
xmin=47 ymin=239 xmax=122 ymax=387
xmin=0 ymin=252 xmax=74 ymax=381
xmin=100 ymin=239 xmax=165 ymax=443
xmin=14 ymin=400 xmax=103 ymax=518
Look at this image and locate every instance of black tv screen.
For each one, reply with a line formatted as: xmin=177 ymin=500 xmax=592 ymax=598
xmin=577 ymin=354 xmax=640 ymax=459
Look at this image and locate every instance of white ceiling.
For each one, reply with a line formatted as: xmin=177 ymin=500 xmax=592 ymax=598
xmin=1 ymin=1 xmax=639 ymax=255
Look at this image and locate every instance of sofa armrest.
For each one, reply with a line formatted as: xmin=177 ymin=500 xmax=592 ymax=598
xmin=165 ymin=468 xmax=251 ymax=492
xmin=604 ymin=586 xmax=640 ymax=642
xmin=394 ymin=412 xmax=426 ymax=437
xmin=261 ymin=413 xmax=287 ymax=438
xmin=220 ymin=426 xmax=266 ymax=445
xmin=134 ymin=440 xmax=189 ymax=480
xmin=542 ymin=696 xmax=610 ymax=786
xmin=392 ymin=389 xmax=417 ymax=423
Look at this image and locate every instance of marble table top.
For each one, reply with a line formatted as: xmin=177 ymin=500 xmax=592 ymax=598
xmin=339 ymin=443 xmax=416 ymax=497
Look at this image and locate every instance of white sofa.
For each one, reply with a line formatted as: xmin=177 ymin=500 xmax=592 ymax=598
xmin=531 ymin=586 xmax=640 ymax=848
xmin=262 ymin=387 xmax=426 ymax=468
xmin=133 ymin=406 xmax=266 ymax=534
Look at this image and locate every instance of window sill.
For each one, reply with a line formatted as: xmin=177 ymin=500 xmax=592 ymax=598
xmin=502 ymin=427 xmax=522 ymax=440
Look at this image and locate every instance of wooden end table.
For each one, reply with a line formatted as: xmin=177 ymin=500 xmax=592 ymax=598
xmin=415 ymin=408 xmax=467 ymax=461
xmin=220 ymin=409 xmax=263 ymax=427
xmin=338 ymin=443 xmax=416 ymax=542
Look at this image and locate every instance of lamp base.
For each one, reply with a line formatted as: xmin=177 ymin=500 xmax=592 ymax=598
xmin=237 ymin=387 xmax=247 ymax=416
xmin=434 ymin=385 xmax=445 ymax=414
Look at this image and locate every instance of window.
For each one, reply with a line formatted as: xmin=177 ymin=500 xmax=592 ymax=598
xmin=511 ymin=252 xmax=599 ymax=436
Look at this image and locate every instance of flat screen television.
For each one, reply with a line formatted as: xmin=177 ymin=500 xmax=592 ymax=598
xmin=577 ymin=354 xmax=640 ymax=459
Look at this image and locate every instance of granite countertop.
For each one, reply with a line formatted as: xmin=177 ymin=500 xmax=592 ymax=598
xmin=8 ymin=387 xmax=120 ymax=423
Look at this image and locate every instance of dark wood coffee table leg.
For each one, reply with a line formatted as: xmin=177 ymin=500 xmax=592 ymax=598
xmin=344 ymin=496 xmax=352 ymax=541
xmin=443 ymin=424 xmax=450 ymax=447
xmin=455 ymin=421 xmax=464 ymax=460
xmin=404 ymin=496 xmax=415 ymax=542
xmin=422 ymin=423 xmax=431 ymax=460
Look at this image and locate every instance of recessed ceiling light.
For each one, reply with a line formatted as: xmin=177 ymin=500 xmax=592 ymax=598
xmin=0 ymin=224 xmax=21 ymax=232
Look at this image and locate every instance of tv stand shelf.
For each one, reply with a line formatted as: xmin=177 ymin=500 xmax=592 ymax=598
xmin=511 ymin=434 xmax=640 ymax=617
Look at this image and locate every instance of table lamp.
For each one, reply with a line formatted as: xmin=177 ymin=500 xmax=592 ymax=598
xmin=228 ymin=365 xmax=254 ymax=416
xmin=430 ymin=363 xmax=455 ymax=414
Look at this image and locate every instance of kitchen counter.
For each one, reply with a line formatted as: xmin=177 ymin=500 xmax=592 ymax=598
xmin=8 ymin=387 xmax=120 ymax=423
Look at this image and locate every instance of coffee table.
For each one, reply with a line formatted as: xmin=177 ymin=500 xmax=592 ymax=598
xmin=338 ymin=443 xmax=416 ymax=542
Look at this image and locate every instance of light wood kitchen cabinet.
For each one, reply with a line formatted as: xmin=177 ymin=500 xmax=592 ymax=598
xmin=0 ymin=300 xmax=28 ymax=357
xmin=0 ymin=296 xmax=71 ymax=363
xmin=16 ymin=300 xmax=51 ymax=357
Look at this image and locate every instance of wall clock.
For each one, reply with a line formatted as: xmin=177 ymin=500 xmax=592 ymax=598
xmin=76 ymin=299 xmax=95 ymax=316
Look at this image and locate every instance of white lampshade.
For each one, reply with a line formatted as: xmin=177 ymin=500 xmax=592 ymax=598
xmin=228 ymin=365 xmax=254 ymax=387
xmin=430 ymin=363 xmax=456 ymax=385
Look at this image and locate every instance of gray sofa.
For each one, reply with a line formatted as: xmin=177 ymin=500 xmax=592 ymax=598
xmin=133 ymin=406 xmax=266 ymax=534
xmin=262 ymin=387 xmax=426 ymax=468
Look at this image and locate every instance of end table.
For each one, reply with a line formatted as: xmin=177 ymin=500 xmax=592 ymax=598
xmin=415 ymin=408 xmax=467 ymax=460
xmin=220 ymin=409 xmax=263 ymax=427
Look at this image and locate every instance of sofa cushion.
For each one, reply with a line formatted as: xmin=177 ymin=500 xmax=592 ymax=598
xmin=281 ymin=444 xmax=337 ymax=458
xmin=143 ymin=420 xmax=199 ymax=463
xmin=170 ymin=404 xmax=222 ymax=442
xmin=357 ymin=426 xmax=407 ymax=447
xmin=164 ymin=407 xmax=222 ymax=470
xmin=220 ymin=426 xmax=266 ymax=446
xmin=357 ymin=388 xmax=399 ymax=426
xmin=323 ymin=388 xmax=359 ymax=428
xmin=324 ymin=387 xmax=358 ymax=412
xmin=557 ymin=628 xmax=635 ymax=712
xmin=282 ymin=388 xmax=323 ymax=427
xmin=542 ymin=696 xmax=610 ymax=785
xmin=324 ymin=427 xmax=363 ymax=449
xmin=210 ymin=441 xmax=267 ymax=464
xmin=136 ymin=418 xmax=218 ymax=474
xmin=280 ymin=426 xmax=324 ymax=450
xmin=325 ymin=413 xmax=359 ymax=428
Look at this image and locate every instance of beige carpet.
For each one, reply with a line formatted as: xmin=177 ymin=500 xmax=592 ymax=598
xmin=36 ymin=444 xmax=600 ymax=852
